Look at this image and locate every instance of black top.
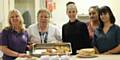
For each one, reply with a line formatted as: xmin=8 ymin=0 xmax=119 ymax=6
xmin=62 ymin=20 xmax=92 ymax=55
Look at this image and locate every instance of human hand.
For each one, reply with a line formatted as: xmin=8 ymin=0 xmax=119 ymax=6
xmin=17 ymin=53 xmax=32 ymax=58
xmin=102 ymin=51 xmax=112 ymax=55
xmin=27 ymin=42 xmax=36 ymax=50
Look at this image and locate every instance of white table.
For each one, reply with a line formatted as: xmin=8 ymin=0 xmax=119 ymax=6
xmin=15 ymin=54 xmax=120 ymax=60
xmin=70 ymin=55 xmax=120 ymax=60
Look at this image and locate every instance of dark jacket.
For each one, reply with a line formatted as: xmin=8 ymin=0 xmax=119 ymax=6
xmin=62 ymin=20 xmax=92 ymax=55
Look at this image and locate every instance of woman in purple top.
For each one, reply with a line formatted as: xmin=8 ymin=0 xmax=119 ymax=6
xmin=0 ymin=9 xmax=31 ymax=60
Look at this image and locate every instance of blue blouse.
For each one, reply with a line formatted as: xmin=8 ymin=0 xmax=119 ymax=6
xmin=93 ymin=24 xmax=120 ymax=53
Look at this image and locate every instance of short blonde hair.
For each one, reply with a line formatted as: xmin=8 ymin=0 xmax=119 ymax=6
xmin=8 ymin=9 xmax=25 ymax=31
xmin=37 ymin=8 xmax=51 ymax=18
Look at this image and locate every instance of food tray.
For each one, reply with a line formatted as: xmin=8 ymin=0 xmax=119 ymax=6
xmin=31 ymin=43 xmax=72 ymax=57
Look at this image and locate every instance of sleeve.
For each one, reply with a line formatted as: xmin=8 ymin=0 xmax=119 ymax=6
xmin=27 ymin=27 xmax=32 ymax=39
xmin=27 ymin=26 xmax=34 ymax=42
xmin=116 ymin=26 xmax=120 ymax=44
xmin=27 ymin=25 xmax=41 ymax=44
xmin=92 ymin=33 xmax=97 ymax=47
xmin=54 ymin=26 xmax=62 ymax=42
xmin=62 ymin=25 xmax=66 ymax=42
xmin=81 ymin=23 xmax=92 ymax=47
xmin=92 ymin=29 xmax=99 ymax=47
xmin=25 ymin=31 xmax=30 ymax=43
xmin=0 ymin=29 xmax=9 ymax=46
xmin=25 ymin=31 xmax=32 ymax=51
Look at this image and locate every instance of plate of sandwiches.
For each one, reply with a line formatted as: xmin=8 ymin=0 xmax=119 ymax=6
xmin=76 ymin=48 xmax=98 ymax=58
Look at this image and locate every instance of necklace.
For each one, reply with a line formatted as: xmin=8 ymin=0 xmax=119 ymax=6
xmin=39 ymin=32 xmax=48 ymax=43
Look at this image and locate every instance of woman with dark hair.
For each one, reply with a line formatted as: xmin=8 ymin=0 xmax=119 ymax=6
xmin=87 ymin=6 xmax=100 ymax=40
xmin=93 ymin=6 xmax=120 ymax=54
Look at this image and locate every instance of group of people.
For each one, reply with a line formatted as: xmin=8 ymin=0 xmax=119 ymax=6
xmin=0 ymin=1 xmax=120 ymax=60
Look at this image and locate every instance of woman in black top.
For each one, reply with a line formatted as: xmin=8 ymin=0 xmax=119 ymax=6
xmin=62 ymin=1 xmax=92 ymax=55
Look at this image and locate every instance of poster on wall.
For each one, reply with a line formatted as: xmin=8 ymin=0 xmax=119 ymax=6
xmin=45 ymin=0 xmax=56 ymax=13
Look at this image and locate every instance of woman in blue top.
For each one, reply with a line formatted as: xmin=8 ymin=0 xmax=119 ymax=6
xmin=0 ymin=9 xmax=31 ymax=60
xmin=93 ymin=6 xmax=120 ymax=54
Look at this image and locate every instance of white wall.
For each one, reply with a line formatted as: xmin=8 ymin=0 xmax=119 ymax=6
xmin=0 ymin=0 xmax=119 ymax=29
xmin=0 ymin=0 xmax=4 ymax=30
xmin=109 ymin=1 xmax=120 ymax=26
xmin=52 ymin=0 xmax=68 ymax=28
xmin=52 ymin=0 xmax=120 ymax=28
xmin=0 ymin=0 xmax=14 ymax=29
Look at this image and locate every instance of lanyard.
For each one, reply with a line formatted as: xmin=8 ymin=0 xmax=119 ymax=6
xmin=39 ymin=32 xmax=48 ymax=43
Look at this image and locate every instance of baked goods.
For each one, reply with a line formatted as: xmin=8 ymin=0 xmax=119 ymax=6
xmin=55 ymin=46 xmax=70 ymax=54
xmin=32 ymin=43 xmax=72 ymax=56
xmin=41 ymin=49 xmax=56 ymax=55
xmin=41 ymin=46 xmax=70 ymax=55
xmin=77 ymin=48 xmax=95 ymax=56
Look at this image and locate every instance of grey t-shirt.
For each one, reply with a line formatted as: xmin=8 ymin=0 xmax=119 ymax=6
xmin=93 ymin=24 xmax=120 ymax=53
